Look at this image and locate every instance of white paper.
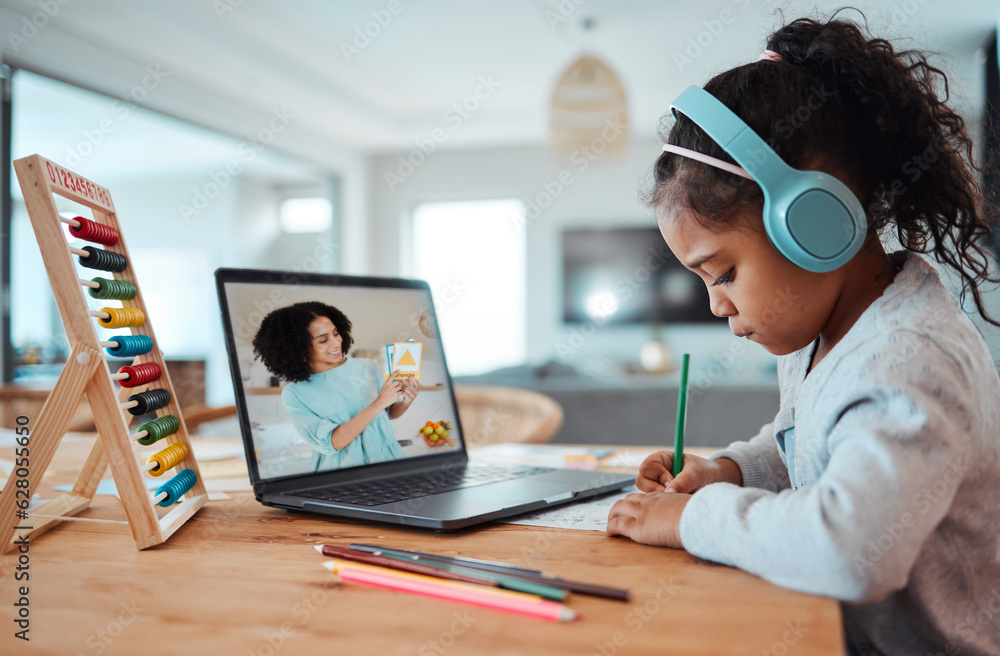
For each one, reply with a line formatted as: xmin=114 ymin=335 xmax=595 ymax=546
xmin=501 ymin=485 xmax=640 ymax=532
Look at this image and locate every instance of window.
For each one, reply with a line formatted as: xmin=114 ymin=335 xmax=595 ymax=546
xmin=279 ymin=197 xmax=332 ymax=233
xmin=412 ymin=200 xmax=526 ymax=375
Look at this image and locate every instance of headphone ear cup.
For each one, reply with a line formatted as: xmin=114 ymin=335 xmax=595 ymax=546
xmin=767 ymin=172 xmax=867 ymax=272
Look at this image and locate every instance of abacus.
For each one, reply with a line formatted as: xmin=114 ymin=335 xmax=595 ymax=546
xmin=0 ymin=155 xmax=206 ymax=552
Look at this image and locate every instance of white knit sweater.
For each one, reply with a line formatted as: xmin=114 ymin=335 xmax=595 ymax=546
xmin=679 ymin=251 xmax=1000 ymax=656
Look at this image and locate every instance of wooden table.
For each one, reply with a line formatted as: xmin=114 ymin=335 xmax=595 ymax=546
xmin=0 ymin=436 xmax=844 ymax=655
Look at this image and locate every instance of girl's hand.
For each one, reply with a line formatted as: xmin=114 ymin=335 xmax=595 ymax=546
xmin=607 ymin=492 xmax=691 ymax=548
xmin=376 ymin=376 xmax=404 ymax=409
xmin=636 ymin=452 xmax=741 ymax=494
xmin=399 ymin=378 xmax=419 ymax=404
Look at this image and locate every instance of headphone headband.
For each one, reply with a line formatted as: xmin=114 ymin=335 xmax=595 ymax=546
xmin=669 ymin=86 xmax=791 ymax=190
xmin=664 ymin=85 xmax=867 ymax=272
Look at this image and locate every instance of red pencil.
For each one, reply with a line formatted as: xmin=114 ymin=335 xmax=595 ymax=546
xmin=314 ymin=544 xmax=500 ymax=588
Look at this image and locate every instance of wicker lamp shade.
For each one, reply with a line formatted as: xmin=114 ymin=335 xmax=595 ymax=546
xmin=550 ymin=55 xmax=629 ymax=154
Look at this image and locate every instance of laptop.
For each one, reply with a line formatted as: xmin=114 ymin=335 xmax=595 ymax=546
xmin=215 ymin=268 xmax=634 ymax=530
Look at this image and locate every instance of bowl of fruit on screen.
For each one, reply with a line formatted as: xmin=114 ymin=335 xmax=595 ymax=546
xmin=419 ymin=421 xmax=456 ymax=447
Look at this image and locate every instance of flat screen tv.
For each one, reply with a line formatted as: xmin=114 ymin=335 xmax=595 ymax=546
xmin=562 ymin=226 xmax=723 ymax=325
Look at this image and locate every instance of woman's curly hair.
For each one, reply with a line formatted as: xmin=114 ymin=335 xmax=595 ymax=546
xmin=252 ymin=301 xmax=353 ymax=383
xmin=646 ymin=8 xmax=1000 ymax=327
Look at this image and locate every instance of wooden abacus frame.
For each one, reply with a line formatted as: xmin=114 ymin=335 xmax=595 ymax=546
xmin=0 ymin=154 xmax=206 ymax=552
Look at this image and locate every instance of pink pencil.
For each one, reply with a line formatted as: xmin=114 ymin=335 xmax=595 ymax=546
xmin=324 ymin=561 xmax=578 ymax=622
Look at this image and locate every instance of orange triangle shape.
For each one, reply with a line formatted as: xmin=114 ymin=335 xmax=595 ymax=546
xmin=396 ymin=349 xmax=417 ymax=366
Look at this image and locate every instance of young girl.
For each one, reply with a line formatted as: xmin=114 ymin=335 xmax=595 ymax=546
xmin=252 ymin=301 xmax=417 ymax=472
xmin=607 ymin=14 xmax=1000 ymax=656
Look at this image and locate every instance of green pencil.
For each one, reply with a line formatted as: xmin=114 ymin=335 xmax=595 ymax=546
xmin=673 ymin=353 xmax=691 ymax=478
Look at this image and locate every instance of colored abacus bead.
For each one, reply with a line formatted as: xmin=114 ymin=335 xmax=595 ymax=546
xmin=88 ymin=277 xmax=137 ymax=300
xmin=153 ymin=469 xmax=197 ymax=507
xmin=68 ymin=216 xmax=119 ymax=245
xmin=144 ymin=443 xmax=189 ymax=477
xmin=134 ymin=415 xmax=179 ymax=446
xmin=124 ymin=389 xmax=171 ymax=415
xmin=104 ymin=334 xmax=153 ymax=357
xmin=76 ymin=245 xmax=127 ymax=272
xmin=115 ymin=362 xmax=161 ymax=387
xmin=95 ymin=306 xmax=144 ymax=328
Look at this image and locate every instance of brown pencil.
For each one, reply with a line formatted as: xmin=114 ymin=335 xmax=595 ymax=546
xmin=314 ymin=544 xmax=501 ymax=588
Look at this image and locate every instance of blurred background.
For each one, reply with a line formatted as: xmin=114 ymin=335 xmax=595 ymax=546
xmin=1 ymin=1 xmax=998 ymax=442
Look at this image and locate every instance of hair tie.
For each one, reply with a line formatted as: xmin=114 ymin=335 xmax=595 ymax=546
xmin=758 ymin=50 xmax=782 ymax=62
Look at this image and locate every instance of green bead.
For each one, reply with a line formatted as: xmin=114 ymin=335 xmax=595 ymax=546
xmin=136 ymin=415 xmax=179 ymax=446
xmin=88 ymin=277 xmax=137 ymax=300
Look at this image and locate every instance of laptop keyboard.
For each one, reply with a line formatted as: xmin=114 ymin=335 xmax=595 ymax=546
xmin=296 ymin=463 xmax=548 ymax=507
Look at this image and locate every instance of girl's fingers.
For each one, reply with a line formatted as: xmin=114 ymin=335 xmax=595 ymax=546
xmin=635 ymin=476 xmax=666 ymax=493
xmin=607 ymin=500 xmax=637 ymax=537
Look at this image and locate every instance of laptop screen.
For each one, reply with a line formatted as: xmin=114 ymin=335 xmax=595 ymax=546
xmin=217 ymin=270 xmax=464 ymax=483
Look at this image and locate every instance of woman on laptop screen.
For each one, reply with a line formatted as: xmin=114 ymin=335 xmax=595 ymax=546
xmin=252 ymin=301 xmax=416 ymax=471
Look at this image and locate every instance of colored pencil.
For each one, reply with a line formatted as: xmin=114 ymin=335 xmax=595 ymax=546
xmin=349 ymin=543 xmax=631 ymax=602
xmin=314 ymin=544 xmax=499 ymax=587
xmin=351 ymin=542 xmax=542 ymax=576
xmin=373 ymin=550 xmax=568 ymax=601
xmin=324 ymin=560 xmax=577 ymax=621
xmin=673 ymin=353 xmax=690 ymax=477
xmin=350 ymin=542 xmax=544 ymax=576
xmin=322 ymin=559 xmax=544 ymax=603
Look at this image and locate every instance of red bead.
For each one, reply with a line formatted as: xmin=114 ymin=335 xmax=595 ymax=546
xmin=69 ymin=216 xmax=119 ymax=246
xmin=117 ymin=362 xmax=162 ymax=387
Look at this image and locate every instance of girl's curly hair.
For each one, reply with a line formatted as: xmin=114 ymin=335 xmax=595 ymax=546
xmin=252 ymin=301 xmax=353 ymax=383
xmin=647 ymin=9 xmax=1000 ymax=327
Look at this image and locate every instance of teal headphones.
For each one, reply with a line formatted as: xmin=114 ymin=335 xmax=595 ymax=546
xmin=667 ymin=85 xmax=867 ymax=272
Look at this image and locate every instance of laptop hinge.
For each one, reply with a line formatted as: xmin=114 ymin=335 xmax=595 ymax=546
xmin=255 ymin=451 xmax=470 ymax=496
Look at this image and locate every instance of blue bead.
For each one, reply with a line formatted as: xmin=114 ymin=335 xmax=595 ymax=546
xmin=155 ymin=469 xmax=197 ymax=507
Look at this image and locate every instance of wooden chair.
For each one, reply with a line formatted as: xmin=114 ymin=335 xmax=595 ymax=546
xmin=453 ymin=385 xmax=564 ymax=448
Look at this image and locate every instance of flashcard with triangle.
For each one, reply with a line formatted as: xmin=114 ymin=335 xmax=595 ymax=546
xmin=390 ymin=341 xmax=421 ymax=380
